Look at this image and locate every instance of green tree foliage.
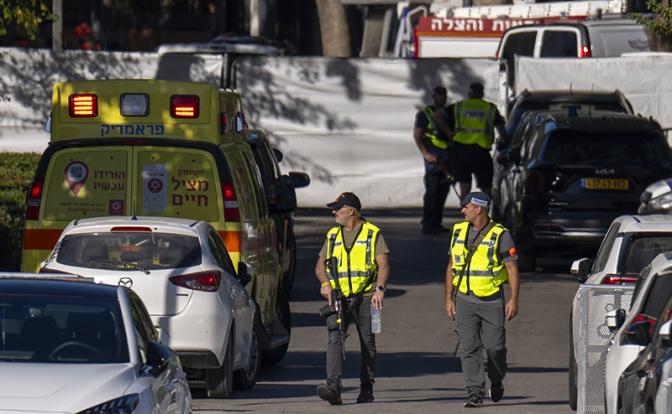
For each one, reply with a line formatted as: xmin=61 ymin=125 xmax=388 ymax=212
xmin=634 ymin=0 xmax=672 ymax=45
xmin=0 ymin=153 xmax=40 ymax=270
xmin=0 ymin=0 xmax=52 ymax=40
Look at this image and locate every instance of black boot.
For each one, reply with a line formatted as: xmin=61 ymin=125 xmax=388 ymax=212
xmin=317 ymin=380 xmax=342 ymax=405
xmin=356 ymin=381 xmax=374 ymax=403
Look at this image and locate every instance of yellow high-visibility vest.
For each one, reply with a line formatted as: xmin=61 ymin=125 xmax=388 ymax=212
xmin=325 ymin=221 xmax=380 ymax=297
xmin=422 ymin=106 xmax=449 ymax=150
xmin=450 ymin=221 xmax=509 ymax=297
xmin=452 ymin=99 xmax=496 ymax=150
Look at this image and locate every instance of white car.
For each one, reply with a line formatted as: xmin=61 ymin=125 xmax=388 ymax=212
xmin=0 ymin=274 xmax=191 ymax=413
xmin=568 ymin=214 xmax=672 ymax=410
xmin=41 ymin=216 xmax=259 ymax=398
xmin=604 ymin=252 xmax=672 ymax=414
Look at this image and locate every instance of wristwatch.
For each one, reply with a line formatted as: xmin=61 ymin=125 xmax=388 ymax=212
xmin=375 ymin=286 xmax=385 ymax=293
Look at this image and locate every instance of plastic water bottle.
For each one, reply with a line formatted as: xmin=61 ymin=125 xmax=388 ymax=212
xmin=371 ymin=306 xmax=381 ymax=334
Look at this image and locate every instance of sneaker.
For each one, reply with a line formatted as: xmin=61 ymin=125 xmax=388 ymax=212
xmin=317 ymin=382 xmax=342 ymax=405
xmin=489 ymin=382 xmax=504 ymax=403
xmin=356 ymin=381 xmax=374 ymax=403
xmin=464 ymin=394 xmax=483 ymax=408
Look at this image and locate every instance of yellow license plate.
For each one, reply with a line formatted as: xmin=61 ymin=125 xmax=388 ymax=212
xmin=581 ymin=178 xmax=629 ymax=190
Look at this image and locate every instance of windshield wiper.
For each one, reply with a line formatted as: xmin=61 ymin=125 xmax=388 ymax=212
xmin=122 ymin=263 xmax=150 ymax=275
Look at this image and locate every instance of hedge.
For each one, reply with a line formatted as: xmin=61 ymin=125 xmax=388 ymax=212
xmin=0 ymin=153 xmax=40 ymax=270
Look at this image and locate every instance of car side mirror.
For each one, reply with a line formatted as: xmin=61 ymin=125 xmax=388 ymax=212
xmin=570 ymin=258 xmax=592 ymax=283
xmin=606 ymin=309 xmax=627 ymax=332
xmin=272 ymin=147 xmax=283 ymax=163
xmin=660 ymin=320 xmax=672 ymax=347
xmin=237 ymin=261 xmax=252 ymax=286
xmin=287 ymin=171 xmax=310 ymax=189
xmin=146 ymin=341 xmax=173 ymax=376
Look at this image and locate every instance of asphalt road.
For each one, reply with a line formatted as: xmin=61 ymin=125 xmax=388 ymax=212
xmin=194 ymin=208 xmax=580 ymax=413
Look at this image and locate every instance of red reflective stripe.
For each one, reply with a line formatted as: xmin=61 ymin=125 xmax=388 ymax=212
xmin=218 ymin=230 xmax=241 ymax=252
xmin=23 ymin=229 xmax=62 ymax=250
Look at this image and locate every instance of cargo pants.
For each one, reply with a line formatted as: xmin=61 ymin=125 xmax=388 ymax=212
xmin=455 ymin=293 xmax=507 ymax=398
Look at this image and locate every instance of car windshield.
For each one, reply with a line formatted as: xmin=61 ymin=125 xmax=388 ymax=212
xmin=542 ymin=131 xmax=664 ymax=166
xmin=621 ymin=235 xmax=672 ymax=275
xmin=0 ymin=294 xmax=128 ymax=363
xmin=56 ymin=232 xmax=202 ymax=271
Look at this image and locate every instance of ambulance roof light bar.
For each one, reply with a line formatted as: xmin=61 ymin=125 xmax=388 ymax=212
xmin=69 ymin=94 xmax=98 ymax=118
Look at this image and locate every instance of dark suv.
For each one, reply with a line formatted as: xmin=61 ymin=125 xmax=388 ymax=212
xmin=246 ymin=129 xmax=310 ymax=295
xmin=496 ymin=110 xmax=672 ymax=270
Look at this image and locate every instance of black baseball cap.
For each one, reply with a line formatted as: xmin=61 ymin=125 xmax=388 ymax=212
xmin=460 ymin=191 xmax=491 ymax=208
xmin=327 ymin=192 xmax=361 ymax=211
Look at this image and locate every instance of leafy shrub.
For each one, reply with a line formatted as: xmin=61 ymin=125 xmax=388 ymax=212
xmin=0 ymin=153 xmax=40 ymax=270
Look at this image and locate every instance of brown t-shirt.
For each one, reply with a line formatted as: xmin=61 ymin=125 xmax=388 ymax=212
xmin=318 ymin=221 xmax=389 ymax=258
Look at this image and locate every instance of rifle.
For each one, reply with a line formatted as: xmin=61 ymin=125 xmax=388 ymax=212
xmin=319 ymin=257 xmax=348 ymax=360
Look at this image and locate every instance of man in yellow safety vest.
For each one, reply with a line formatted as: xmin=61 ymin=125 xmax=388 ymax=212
xmin=315 ymin=192 xmax=390 ymax=405
xmin=433 ymin=82 xmax=506 ymax=199
xmin=445 ymin=192 xmax=520 ymax=408
xmin=413 ymin=86 xmax=454 ymax=234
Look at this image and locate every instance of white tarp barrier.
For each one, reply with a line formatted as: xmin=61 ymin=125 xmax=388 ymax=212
xmin=0 ymin=48 xmax=500 ymax=208
xmin=237 ymin=57 xmax=501 ymax=207
xmin=515 ymin=55 xmax=672 ymax=131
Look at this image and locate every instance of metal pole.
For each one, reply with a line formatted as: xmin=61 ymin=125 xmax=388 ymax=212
xmin=52 ymin=0 xmax=62 ymax=51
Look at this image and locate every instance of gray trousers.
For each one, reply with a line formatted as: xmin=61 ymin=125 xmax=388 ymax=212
xmin=326 ymin=297 xmax=376 ymax=385
xmin=455 ymin=294 xmax=507 ymax=398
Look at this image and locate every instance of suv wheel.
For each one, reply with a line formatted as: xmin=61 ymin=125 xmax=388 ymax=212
xmin=206 ymin=330 xmax=234 ymax=398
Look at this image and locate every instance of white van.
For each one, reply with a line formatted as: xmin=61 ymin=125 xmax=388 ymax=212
xmin=497 ymin=17 xmax=650 ymax=96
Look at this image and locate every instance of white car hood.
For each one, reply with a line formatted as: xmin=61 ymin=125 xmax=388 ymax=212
xmin=0 ymin=362 xmax=136 ymax=413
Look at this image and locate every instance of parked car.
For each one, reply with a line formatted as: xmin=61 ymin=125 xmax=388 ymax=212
xmin=605 ymin=252 xmax=672 ymax=414
xmin=246 ymin=129 xmax=310 ymax=295
xmin=40 ymin=216 xmax=259 ymax=398
xmin=567 ymin=214 xmax=672 ymax=410
xmin=497 ymin=17 xmax=650 ymax=96
xmin=496 ymin=110 xmax=672 ymax=270
xmin=618 ymin=298 xmax=672 ymax=414
xmin=0 ymin=274 xmax=191 ymax=413
xmin=639 ymin=178 xmax=672 ymax=214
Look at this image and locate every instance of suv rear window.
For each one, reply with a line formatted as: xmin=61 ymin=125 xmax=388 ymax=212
xmin=621 ymin=235 xmax=672 ymax=275
xmin=542 ymin=131 xmax=664 ymax=165
xmin=56 ymin=232 xmax=202 ymax=270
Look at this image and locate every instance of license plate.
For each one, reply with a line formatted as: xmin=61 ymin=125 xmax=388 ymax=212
xmin=581 ymin=178 xmax=629 ymax=190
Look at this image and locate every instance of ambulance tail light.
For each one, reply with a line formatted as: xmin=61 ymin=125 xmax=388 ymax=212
xmin=222 ymin=182 xmax=240 ymax=221
xmin=579 ymin=46 xmax=591 ymax=58
xmin=170 ymin=95 xmax=199 ymax=119
xmin=26 ymin=181 xmax=43 ymax=220
xmin=170 ymin=271 xmax=221 ymax=292
xmin=69 ymin=94 xmax=98 ymax=117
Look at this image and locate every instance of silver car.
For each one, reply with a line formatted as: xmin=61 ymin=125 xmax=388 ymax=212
xmin=0 ymin=274 xmax=191 ymax=413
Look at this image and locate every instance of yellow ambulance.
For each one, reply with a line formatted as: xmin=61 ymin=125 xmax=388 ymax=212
xmin=22 ymin=79 xmax=290 ymax=364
